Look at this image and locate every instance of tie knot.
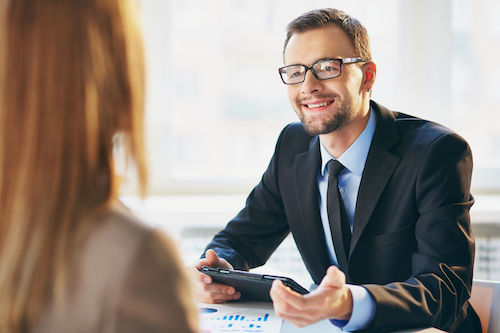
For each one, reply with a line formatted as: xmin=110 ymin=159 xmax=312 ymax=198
xmin=327 ymin=159 xmax=345 ymax=177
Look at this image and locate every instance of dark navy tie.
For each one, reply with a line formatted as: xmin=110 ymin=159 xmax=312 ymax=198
xmin=327 ymin=160 xmax=351 ymax=272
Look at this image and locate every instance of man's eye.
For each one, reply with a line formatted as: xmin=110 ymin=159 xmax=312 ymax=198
xmin=319 ymin=63 xmax=338 ymax=72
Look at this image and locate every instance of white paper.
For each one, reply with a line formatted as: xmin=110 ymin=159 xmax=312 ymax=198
xmin=198 ymin=301 xmax=282 ymax=333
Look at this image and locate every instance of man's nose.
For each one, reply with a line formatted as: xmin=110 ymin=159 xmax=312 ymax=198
xmin=300 ymin=70 xmax=323 ymax=95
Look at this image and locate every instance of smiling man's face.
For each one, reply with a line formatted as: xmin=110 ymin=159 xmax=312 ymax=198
xmin=284 ymin=24 xmax=366 ymax=136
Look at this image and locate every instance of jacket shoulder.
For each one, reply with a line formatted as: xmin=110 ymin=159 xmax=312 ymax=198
xmin=277 ymin=122 xmax=316 ymax=153
xmin=372 ymin=100 xmax=468 ymax=146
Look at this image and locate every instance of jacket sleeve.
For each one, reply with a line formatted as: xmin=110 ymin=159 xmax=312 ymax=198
xmin=114 ymin=230 xmax=199 ymax=333
xmin=203 ymin=125 xmax=295 ymax=270
xmin=363 ymin=132 xmax=476 ymax=332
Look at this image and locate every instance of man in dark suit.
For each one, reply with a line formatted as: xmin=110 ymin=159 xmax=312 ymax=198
xmin=192 ymin=8 xmax=480 ymax=332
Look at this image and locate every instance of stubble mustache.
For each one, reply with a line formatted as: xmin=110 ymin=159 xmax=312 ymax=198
xmin=296 ymin=93 xmax=338 ymax=104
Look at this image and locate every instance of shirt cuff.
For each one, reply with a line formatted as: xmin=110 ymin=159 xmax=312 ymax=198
xmin=329 ymin=285 xmax=375 ymax=331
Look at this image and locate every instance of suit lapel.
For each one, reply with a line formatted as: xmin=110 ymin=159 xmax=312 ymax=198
xmin=293 ymin=138 xmax=332 ymax=283
xmin=290 ymin=102 xmax=401 ymax=281
xmin=350 ymin=102 xmax=400 ymax=253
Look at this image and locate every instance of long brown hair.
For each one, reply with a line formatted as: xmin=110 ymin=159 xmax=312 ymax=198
xmin=0 ymin=0 xmax=147 ymax=330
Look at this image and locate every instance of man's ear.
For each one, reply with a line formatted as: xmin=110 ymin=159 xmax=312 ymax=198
xmin=362 ymin=61 xmax=376 ymax=92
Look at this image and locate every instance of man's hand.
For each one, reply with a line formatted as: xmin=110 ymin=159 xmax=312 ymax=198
xmin=188 ymin=249 xmax=241 ymax=303
xmin=270 ymin=266 xmax=353 ymax=328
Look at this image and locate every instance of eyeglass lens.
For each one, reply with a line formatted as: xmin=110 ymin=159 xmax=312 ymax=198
xmin=280 ymin=59 xmax=342 ymax=84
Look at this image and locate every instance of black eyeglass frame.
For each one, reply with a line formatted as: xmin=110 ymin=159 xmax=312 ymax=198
xmin=278 ymin=57 xmax=365 ymax=85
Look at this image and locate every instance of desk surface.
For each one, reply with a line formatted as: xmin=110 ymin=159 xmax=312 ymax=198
xmin=198 ymin=301 xmax=445 ymax=333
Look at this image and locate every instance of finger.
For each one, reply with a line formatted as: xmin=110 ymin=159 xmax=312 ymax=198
xmin=188 ymin=266 xmax=213 ymax=284
xmin=200 ymin=290 xmax=242 ymax=304
xmin=273 ymin=302 xmax=309 ymax=322
xmin=199 ymin=292 xmax=240 ymax=304
xmin=193 ymin=268 xmax=237 ymax=296
xmin=270 ymin=280 xmax=305 ymax=310
xmin=201 ymin=273 xmax=212 ymax=284
xmin=197 ymin=282 xmax=241 ymax=303
xmin=205 ymin=249 xmax=220 ymax=266
xmin=319 ymin=266 xmax=344 ymax=288
xmin=270 ymin=281 xmax=316 ymax=324
xmin=270 ymin=281 xmax=295 ymax=313
xmin=271 ymin=287 xmax=313 ymax=326
xmin=197 ymin=250 xmax=234 ymax=271
xmin=194 ymin=255 xmax=212 ymax=270
xmin=272 ymin=279 xmax=344 ymax=324
xmin=201 ymin=281 xmax=237 ymax=296
xmin=325 ymin=266 xmax=345 ymax=288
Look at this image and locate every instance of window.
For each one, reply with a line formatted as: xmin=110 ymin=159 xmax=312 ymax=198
xmin=138 ymin=0 xmax=499 ymax=195
xmin=139 ymin=0 xmax=399 ymax=194
xmin=451 ymin=0 xmax=500 ymax=191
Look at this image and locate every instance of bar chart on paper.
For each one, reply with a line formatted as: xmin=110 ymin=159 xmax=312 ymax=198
xmin=198 ymin=302 xmax=282 ymax=333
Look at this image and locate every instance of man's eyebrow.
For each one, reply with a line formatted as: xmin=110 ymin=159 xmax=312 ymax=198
xmin=284 ymin=57 xmax=341 ymax=67
xmin=313 ymin=57 xmax=342 ymax=63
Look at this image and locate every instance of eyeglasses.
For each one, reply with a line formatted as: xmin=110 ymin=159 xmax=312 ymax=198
xmin=278 ymin=57 xmax=365 ymax=85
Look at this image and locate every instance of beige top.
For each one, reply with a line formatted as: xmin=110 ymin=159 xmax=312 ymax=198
xmin=32 ymin=205 xmax=198 ymax=333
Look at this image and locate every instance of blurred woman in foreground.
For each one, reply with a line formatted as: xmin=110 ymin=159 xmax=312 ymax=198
xmin=0 ymin=0 xmax=198 ymax=332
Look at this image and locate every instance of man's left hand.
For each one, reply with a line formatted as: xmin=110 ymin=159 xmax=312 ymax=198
xmin=270 ymin=265 xmax=353 ymax=328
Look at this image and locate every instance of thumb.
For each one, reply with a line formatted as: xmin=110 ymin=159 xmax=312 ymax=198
xmin=205 ymin=249 xmax=220 ymax=266
xmin=320 ymin=266 xmax=346 ymax=288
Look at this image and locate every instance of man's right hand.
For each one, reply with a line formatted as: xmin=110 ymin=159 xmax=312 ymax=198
xmin=189 ymin=249 xmax=241 ymax=303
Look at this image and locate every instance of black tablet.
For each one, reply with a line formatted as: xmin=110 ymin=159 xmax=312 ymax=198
xmin=200 ymin=266 xmax=309 ymax=302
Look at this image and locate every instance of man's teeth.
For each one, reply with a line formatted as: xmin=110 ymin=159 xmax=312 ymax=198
xmin=307 ymin=101 xmax=329 ymax=108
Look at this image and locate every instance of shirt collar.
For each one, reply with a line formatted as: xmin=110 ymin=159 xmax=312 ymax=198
xmin=320 ymin=107 xmax=377 ymax=176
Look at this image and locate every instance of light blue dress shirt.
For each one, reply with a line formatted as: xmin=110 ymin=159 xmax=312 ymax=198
xmin=317 ymin=108 xmax=376 ymax=331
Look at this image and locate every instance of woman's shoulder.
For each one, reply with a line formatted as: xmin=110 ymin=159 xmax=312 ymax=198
xmin=33 ymin=203 xmax=195 ymax=333
xmin=80 ymin=202 xmax=179 ymax=277
xmin=93 ymin=204 xmax=198 ymax=332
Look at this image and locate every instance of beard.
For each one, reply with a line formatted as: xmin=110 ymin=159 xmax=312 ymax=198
xmin=294 ymin=95 xmax=355 ymax=136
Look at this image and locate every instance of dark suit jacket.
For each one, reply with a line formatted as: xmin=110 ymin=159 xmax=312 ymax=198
xmin=205 ymin=101 xmax=480 ymax=332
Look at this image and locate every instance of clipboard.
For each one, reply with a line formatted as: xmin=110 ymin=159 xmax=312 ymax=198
xmin=200 ymin=266 xmax=309 ymax=302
